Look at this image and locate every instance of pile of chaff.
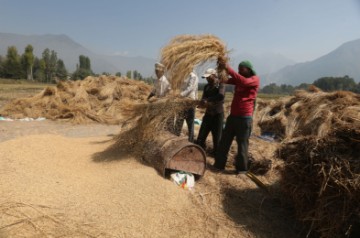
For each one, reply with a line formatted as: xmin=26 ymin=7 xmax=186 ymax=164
xmin=0 ymin=75 xmax=151 ymax=124
xmin=259 ymin=86 xmax=360 ymax=237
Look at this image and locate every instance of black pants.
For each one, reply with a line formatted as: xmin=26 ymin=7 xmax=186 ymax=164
xmin=214 ymin=115 xmax=252 ymax=172
xmin=174 ymin=108 xmax=195 ymax=142
xmin=196 ymin=112 xmax=224 ymax=155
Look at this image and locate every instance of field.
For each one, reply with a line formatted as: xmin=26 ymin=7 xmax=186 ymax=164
xmin=0 ymin=80 xmax=302 ymax=237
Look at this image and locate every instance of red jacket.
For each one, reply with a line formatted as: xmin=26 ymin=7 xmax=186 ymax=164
xmin=226 ymin=66 xmax=260 ymax=116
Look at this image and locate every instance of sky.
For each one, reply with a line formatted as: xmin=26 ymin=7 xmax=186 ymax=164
xmin=0 ymin=0 xmax=360 ymax=63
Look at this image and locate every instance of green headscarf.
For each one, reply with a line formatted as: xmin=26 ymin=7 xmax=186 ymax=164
xmin=238 ymin=60 xmax=256 ymax=75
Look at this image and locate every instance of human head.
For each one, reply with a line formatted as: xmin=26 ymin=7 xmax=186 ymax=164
xmin=155 ymin=62 xmax=165 ymax=78
xmin=238 ymin=60 xmax=256 ymax=77
xmin=202 ymin=68 xmax=217 ymax=84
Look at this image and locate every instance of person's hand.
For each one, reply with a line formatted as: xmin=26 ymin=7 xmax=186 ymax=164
xmin=198 ymin=99 xmax=208 ymax=108
xmin=217 ymin=55 xmax=227 ymax=69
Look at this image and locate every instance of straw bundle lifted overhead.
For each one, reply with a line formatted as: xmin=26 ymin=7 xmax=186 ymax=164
xmin=115 ymin=34 xmax=230 ymax=153
xmin=160 ymin=34 xmax=229 ymax=91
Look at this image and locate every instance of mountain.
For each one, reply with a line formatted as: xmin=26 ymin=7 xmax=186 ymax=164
xmin=263 ymin=39 xmax=360 ymax=86
xmin=229 ymin=52 xmax=296 ymax=75
xmin=0 ymin=33 xmax=156 ymax=77
xmin=2 ymin=33 xmax=359 ymax=84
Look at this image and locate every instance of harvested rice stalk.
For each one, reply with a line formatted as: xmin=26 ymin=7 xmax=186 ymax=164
xmin=115 ymin=96 xmax=199 ymax=156
xmin=160 ymin=34 xmax=229 ymax=92
xmin=0 ymin=76 xmax=151 ymax=124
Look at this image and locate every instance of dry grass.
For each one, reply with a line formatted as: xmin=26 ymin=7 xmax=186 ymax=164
xmin=114 ymin=96 xmax=199 ymax=157
xmin=160 ymin=34 xmax=229 ymax=92
xmin=256 ymin=86 xmax=360 ymax=237
xmin=0 ymin=76 xmax=151 ymax=124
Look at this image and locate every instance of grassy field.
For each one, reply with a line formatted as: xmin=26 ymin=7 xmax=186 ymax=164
xmin=0 ymin=79 xmax=52 ymax=108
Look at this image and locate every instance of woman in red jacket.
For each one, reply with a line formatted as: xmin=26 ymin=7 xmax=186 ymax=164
xmin=213 ymin=60 xmax=260 ymax=174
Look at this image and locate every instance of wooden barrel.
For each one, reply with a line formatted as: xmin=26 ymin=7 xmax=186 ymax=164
xmin=142 ymin=133 xmax=206 ymax=178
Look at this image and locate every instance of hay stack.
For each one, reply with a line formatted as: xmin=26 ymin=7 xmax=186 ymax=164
xmin=160 ymin=34 xmax=228 ymax=92
xmin=262 ymin=87 xmax=360 ymax=237
xmin=114 ymin=96 xmax=199 ymax=156
xmin=257 ymin=88 xmax=360 ymax=140
xmin=0 ymin=76 xmax=151 ymax=124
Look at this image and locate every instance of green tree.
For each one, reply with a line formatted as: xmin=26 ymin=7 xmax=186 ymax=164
xmin=72 ymin=55 xmax=94 ymax=80
xmin=56 ymin=59 xmax=68 ymax=80
xmin=313 ymin=76 xmax=356 ymax=92
xmin=33 ymin=57 xmax=45 ymax=81
xmin=0 ymin=55 xmax=4 ymax=77
xmin=126 ymin=70 xmax=132 ymax=79
xmin=41 ymin=48 xmax=58 ymax=82
xmin=115 ymin=72 xmax=121 ymax=77
xmin=21 ymin=44 xmax=35 ymax=80
xmin=3 ymin=46 xmax=22 ymax=79
xmin=133 ymin=70 xmax=143 ymax=80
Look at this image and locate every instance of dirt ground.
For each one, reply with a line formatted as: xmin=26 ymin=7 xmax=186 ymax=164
xmin=0 ymin=118 xmax=302 ymax=238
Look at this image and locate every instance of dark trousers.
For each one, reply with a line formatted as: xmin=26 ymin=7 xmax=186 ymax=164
xmin=196 ymin=112 xmax=224 ymax=154
xmin=214 ymin=115 xmax=252 ymax=171
xmin=174 ymin=108 xmax=195 ymax=142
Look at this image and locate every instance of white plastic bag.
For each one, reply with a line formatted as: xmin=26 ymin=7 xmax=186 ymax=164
xmin=170 ymin=171 xmax=195 ymax=190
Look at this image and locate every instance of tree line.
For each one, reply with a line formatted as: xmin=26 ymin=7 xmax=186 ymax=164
xmin=260 ymin=75 xmax=360 ymax=94
xmin=0 ymin=44 xmax=152 ymax=83
xmin=1 ymin=44 xmax=359 ymax=93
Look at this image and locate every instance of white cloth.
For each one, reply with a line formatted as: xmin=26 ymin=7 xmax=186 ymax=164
xmin=180 ymin=72 xmax=198 ymax=99
xmin=152 ymin=75 xmax=171 ymax=98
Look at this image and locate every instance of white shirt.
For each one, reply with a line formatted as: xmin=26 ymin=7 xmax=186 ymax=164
xmin=152 ymin=75 xmax=171 ymax=98
xmin=180 ymin=72 xmax=198 ymax=100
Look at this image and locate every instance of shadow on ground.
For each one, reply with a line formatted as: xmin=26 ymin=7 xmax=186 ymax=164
xmin=222 ymin=183 xmax=306 ymax=238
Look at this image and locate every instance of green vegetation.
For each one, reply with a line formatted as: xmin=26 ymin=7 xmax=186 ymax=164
xmin=72 ymin=55 xmax=93 ymax=80
xmin=260 ymin=76 xmax=360 ymax=95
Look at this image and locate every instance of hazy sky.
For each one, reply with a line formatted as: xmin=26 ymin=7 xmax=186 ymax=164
xmin=1 ymin=0 xmax=359 ymax=62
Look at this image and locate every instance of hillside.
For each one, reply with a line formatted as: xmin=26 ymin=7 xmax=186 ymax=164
xmin=1 ymin=33 xmax=360 ymax=84
xmin=263 ymin=38 xmax=360 ymax=85
xmin=0 ymin=33 xmax=156 ymax=77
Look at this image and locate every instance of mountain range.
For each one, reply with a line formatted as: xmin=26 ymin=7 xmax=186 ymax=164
xmin=0 ymin=33 xmax=156 ymax=77
xmin=262 ymin=39 xmax=360 ymax=85
xmin=0 ymin=32 xmax=359 ymax=86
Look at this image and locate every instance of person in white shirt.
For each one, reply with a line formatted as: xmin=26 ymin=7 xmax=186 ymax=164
xmin=174 ymin=71 xmax=199 ymax=142
xmin=148 ymin=62 xmax=171 ymax=99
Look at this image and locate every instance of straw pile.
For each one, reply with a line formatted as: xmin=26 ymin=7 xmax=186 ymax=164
xmin=259 ymin=87 xmax=360 ymax=237
xmin=160 ymin=34 xmax=228 ymax=91
xmin=257 ymin=86 xmax=360 ymax=140
xmin=0 ymin=75 xmax=151 ymax=124
xmin=114 ymin=96 xmax=199 ymax=156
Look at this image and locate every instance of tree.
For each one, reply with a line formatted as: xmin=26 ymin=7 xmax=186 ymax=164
xmin=3 ymin=46 xmax=22 ymax=79
xmin=21 ymin=44 xmax=35 ymax=80
xmin=72 ymin=55 xmax=94 ymax=80
xmin=126 ymin=70 xmax=132 ymax=79
xmin=313 ymin=76 xmax=356 ymax=92
xmin=0 ymin=55 xmax=4 ymax=77
xmin=41 ymin=48 xmax=58 ymax=82
xmin=33 ymin=57 xmax=45 ymax=81
xmin=133 ymin=70 xmax=143 ymax=80
xmin=115 ymin=72 xmax=121 ymax=77
xmin=56 ymin=59 xmax=68 ymax=80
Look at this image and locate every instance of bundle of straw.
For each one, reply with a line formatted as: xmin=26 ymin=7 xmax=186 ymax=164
xmin=160 ymin=34 xmax=229 ymax=92
xmin=115 ymin=96 xmax=199 ymax=156
xmin=257 ymin=88 xmax=360 ymax=140
xmin=277 ymin=131 xmax=360 ymax=238
xmin=0 ymin=76 xmax=151 ymax=124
